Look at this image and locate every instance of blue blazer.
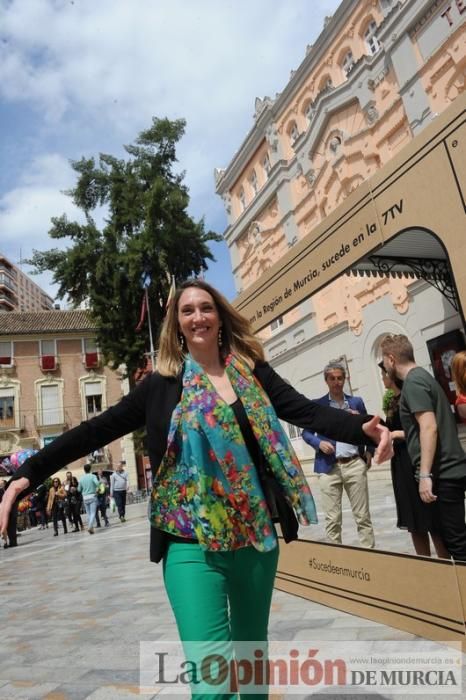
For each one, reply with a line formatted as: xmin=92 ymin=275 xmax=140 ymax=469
xmin=302 ymin=393 xmax=372 ymax=474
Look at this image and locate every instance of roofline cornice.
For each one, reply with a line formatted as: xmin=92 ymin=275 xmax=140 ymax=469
xmin=0 ymin=329 xmax=97 ymax=338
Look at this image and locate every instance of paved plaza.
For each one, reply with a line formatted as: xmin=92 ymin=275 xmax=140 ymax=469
xmin=0 ymin=467 xmax=463 ymax=699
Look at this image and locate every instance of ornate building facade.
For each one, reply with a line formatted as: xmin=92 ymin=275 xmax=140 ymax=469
xmin=215 ymin=0 xmax=466 ymax=464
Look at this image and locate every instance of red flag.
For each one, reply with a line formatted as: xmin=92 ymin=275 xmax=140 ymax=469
xmin=135 ymin=291 xmax=147 ymax=332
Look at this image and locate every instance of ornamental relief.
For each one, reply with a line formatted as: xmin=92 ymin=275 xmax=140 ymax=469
xmin=446 ymin=61 xmax=466 ymax=102
xmin=0 ymin=433 xmax=20 ymax=455
xmin=314 ymin=276 xmax=413 ymax=337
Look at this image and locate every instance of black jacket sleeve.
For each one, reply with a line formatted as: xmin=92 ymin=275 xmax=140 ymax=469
xmin=9 ymin=373 xmax=151 ymax=493
xmin=254 ymin=361 xmax=372 ymax=445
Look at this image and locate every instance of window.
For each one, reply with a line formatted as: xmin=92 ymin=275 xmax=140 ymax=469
xmin=329 ymin=134 xmax=342 ymax=154
xmin=364 ymin=21 xmax=380 ymax=55
xmin=287 ymin=423 xmax=302 ymax=440
xmin=289 ymin=122 xmax=300 ymax=144
xmin=239 ymin=187 xmax=247 ymax=212
xmin=80 ymin=376 xmax=106 ymax=420
xmin=262 ymin=153 xmax=271 ymax=178
xmin=0 ymin=341 xmax=12 ymax=366
xmin=0 ymin=272 xmax=15 ymax=290
xmin=83 ymin=337 xmax=99 ymax=369
xmin=341 ymin=50 xmax=355 ymax=78
xmin=319 ymin=75 xmax=333 ymax=92
xmin=0 ymin=394 xmax=14 ymax=426
xmin=40 ymin=384 xmax=61 ymax=425
xmin=85 ymin=381 xmax=103 ymax=418
xmin=270 ymin=316 xmax=284 ymax=332
xmin=250 ymin=169 xmax=259 ymax=196
xmin=40 ymin=339 xmax=57 ymax=371
xmin=304 ymin=101 xmax=314 ymax=123
xmin=84 ymin=338 xmax=97 ymax=353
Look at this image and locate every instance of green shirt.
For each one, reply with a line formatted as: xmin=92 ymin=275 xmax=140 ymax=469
xmin=400 ymin=366 xmax=466 ymax=480
xmin=78 ymin=473 xmax=99 ymax=496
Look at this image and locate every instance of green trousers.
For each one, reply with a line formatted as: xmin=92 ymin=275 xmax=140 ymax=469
xmin=163 ymin=542 xmax=279 ymax=699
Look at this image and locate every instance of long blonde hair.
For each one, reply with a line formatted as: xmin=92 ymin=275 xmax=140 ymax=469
xmin=156 ymin=279 xmax=265 ymax=377
xmin=451 ymin=351 xmax=466 ymax=395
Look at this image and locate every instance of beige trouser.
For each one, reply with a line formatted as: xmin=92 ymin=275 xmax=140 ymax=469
xmin=318 ymin=456 xmax=375 ymax=548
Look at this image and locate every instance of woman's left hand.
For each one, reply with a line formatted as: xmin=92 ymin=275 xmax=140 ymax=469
xmin=362 ymin=416 xmax=394 ymax=464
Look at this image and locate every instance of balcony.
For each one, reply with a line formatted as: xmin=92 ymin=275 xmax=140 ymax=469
xmin=83 ymin=351 xmax=101 ymax=370
xmin=40 ymin=355 xmax=59 ymax=372
xmin=0 ymin=413 xmax=24 ymax=433
xmin=0 ymin=262 xmax=16 ymax=277
xmin=0 ymin=295 xmax=16 ymax=311
xmin=0 ymin=275 xmax=16 ymax=293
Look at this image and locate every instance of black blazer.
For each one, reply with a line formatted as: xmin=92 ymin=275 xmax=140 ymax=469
xmin=10 ymin=361 xmax=371 ymax=560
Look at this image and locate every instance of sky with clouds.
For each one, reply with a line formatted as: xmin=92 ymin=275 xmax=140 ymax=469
xmin=0 ymin=0 xmax=341 ymax=304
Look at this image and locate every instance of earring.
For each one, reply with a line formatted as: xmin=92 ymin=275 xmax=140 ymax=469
xmin=218 ymin=328 xmax=223 ymax=347
xmin=179 ymin=334 xmax=185 ymax=352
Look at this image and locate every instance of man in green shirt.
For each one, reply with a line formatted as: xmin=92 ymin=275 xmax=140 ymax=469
xmin=78 ymin=463 xmax=99 ymax=534
xmin=381 ymin=334 xmax=466 ymax=561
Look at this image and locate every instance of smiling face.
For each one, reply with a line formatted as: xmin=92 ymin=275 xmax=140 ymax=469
xmin=177 ymin=287 xmax=221 ymax=357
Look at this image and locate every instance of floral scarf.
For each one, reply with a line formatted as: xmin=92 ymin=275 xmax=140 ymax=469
xmin=149 ymin=354 xmax=317 ymax=551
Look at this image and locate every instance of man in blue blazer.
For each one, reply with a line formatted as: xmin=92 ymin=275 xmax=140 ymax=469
xmin=302 ymin=361 xmax=375 ymax=548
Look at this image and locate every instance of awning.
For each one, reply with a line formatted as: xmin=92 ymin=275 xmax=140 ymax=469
xmin=346 ymin=229 xmax=458 ymax=311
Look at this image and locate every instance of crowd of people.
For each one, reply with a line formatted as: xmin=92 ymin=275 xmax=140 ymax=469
xmin=302 ymin=338 xmax=466 ymax=562
xmin=0 ymin=462 xmax=130 ymax=548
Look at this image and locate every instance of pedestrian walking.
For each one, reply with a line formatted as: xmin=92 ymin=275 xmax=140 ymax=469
xmin=69 ymin=476 xmax=84 ymax=532
xmin=46 ymin=478 xmax=68 ymax=536
xmin=78 ymin=464 xmax=99 ymax=534
xmin=95 ymin=471 xmax=109 ymax=528
xmin=110 ymin=462 xmax=128 ymax=522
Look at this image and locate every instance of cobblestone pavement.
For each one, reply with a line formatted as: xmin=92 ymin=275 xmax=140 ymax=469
xmin=0 ymin=469 xmax=463 ymax=699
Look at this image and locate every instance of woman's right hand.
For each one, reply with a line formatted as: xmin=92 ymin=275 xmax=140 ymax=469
xmin=0 ymin=477 xmax=30 ymax=537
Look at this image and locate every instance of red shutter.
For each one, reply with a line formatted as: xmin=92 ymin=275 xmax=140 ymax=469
xmin=85 ymin=352 xmax=98 ymax=368
xmin=40 ymin=355 xmax=56 ymax=371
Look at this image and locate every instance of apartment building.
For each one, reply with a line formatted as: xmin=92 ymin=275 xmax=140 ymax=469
xmin=0 ymin=252 xmax=54 ymax=313
xmin=0 ymin=311 xmax=138 ymax=485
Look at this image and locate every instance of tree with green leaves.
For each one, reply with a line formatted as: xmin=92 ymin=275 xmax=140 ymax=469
xmin=28 ymin=117 xmax=222 ymax=378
